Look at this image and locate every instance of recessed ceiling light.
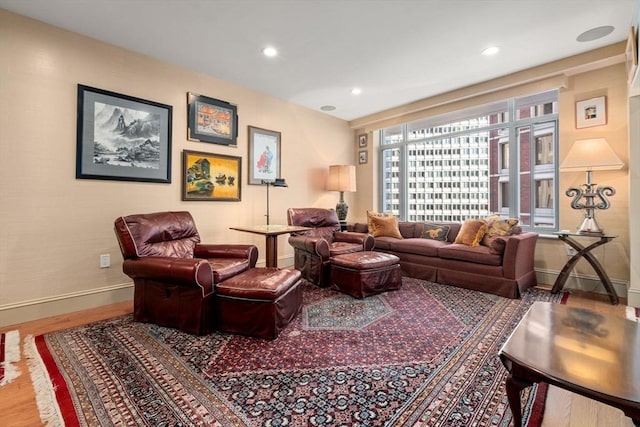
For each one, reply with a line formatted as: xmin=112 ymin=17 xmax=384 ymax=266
xmin=351 ymin=87 xmax=362 ymax=95
xmin=576 ymin=26 xmax=615 ymax=42
xmin=262 ymin=46 xmax=278 ymax=57
xmin=320 ymin=105 xmax=336 ymax=111
xmin=481 ymin=46 xmax=500 ymax=56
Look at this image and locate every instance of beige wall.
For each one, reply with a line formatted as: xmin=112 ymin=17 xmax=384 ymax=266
xmin=0 ymin=9 xmax=355 ymax=326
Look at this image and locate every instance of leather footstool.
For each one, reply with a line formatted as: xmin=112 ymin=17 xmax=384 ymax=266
xmin=214 ymin=267 xmax=303 ymax=339
xmin=329 ymin=251 xmax=402 ymax=298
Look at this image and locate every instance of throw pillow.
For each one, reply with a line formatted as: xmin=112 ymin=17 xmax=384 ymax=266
xmin=454 ymin=219 xmax=487 ymax=247
xmin=481 ymin=216 xmax=520 ymax=248
xmin=421 ymin=223 xmax=450 ymax=241
xmin=366 ymin=210 xmax=393 ymax=234
xmin=369 ymin=215 xmax=403 ymax=239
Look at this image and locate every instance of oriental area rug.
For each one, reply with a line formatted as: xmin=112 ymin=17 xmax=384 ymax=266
xmin=0 ymin=330 xmax=20 ymax=387
xmin=26 ymin=278 xmax=564 ymax=426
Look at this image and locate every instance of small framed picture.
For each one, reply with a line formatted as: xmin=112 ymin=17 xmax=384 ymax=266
xmin=358 ymin=134 xmax=368 ymax=148
xmin=575 ymin=96 xmax=607 ymax=129
xmin=359 ymin=150 xmax=368 ymax=164
xmin=182 ymin=150 xmax=241 ymax=201
xmin=248 ymin=126 xmax=281 ymax=185
xmin=626 ymin=26 xmax=638 ymax=84
xmin=187 ymin=92 xmax=238 ymax=146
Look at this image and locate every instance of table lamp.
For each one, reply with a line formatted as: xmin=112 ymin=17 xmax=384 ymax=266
xmin=262 ymin=178 xmax=287 ymax=225
xmin=327 ymin=165 xmax=356 ymax=222
xmin=559 ymin=138 xmax=623 ymax=234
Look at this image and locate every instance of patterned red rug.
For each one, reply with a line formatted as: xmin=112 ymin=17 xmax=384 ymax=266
xmin=0 ymin=330 xmax=20 ymax=387
xmin=26 ymin=279 xmax=564 ymax=426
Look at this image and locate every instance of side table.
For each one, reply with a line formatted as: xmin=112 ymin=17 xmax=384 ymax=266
xmin=551 ymin=231 xmax=618 ymax=305
xmin=230 ymin=225 xmax=311 ymax=268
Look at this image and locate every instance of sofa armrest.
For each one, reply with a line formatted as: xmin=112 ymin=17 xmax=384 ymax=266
xmin=501 ymin=232 xmax=538 ymax=279
xmin=334 ymin=231 xmax=375 ymax=251
xmin=194 ymin=244 xmax=258 ymax=268
xmin=288 ymin=235 xmax=331 ymax=259
xmin=123 ymin=257 xmax=214 ymax=296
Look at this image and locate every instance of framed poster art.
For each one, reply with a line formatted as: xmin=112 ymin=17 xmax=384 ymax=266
xmin=358 ymin=133 xmax=368 ymax=148
xmin=76 ymin=84 xmax=172 ymax=183
xmin=575 ymin=96 xmax=607 ymax=129
xmin=248 ymin=126 xmax=281 ymax=185
xmin=182 ymin=150 xmax=241 ymax=201
xmin=359 ymin=150 xmax=368 ymax=164
xmin=187 ymin=92 xmax=238 ymax=146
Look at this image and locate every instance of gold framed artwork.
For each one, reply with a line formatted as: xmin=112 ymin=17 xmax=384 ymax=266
xmin=182 ymin=150 xmax=241 ymax=201
xmin=575 ymin=96 xmax=607 ymax=129
xmin=626 ymin=26 xmax=638 ymax=84
xmin=359 ymin=150 xmax=368 ymax=164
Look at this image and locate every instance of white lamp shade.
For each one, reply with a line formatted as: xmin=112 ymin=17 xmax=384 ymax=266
xmin=560 ymin=138 xmax=624 ymax=172
xmin=327 ymin=165 xmax=356 ymax=192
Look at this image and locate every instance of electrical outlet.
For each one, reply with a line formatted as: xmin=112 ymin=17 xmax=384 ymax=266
xmin=566 ymin=245 xmax=577 ymax=257
xmin=100 ymin=254 xmax=111 ymax=268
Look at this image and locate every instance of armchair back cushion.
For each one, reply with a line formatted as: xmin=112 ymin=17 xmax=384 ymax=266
xmin=287 ymin=207 xmax=340 ymax=242
xmin=115 ymin=211 xmax=200 ymax=259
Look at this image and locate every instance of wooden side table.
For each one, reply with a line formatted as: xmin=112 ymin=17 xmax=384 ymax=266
xmin=230 ymin=225 xmax=311 ymax=268
xmin=499 ymin=302 xmax=640 ymax=426
xmin=551 ymin=231 xmax=618 ymax=305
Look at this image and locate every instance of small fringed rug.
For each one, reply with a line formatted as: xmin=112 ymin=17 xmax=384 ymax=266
xmin=26 ymin=279 xmax=564 ymax=426
xmin=0 ymin=330 xmax=20 ymax=386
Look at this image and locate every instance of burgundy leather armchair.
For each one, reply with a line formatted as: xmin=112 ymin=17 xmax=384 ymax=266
xmin=114 ymin=211 xmax=258 ymax=335
xmin=287 ymin=208 xmax=374 ymax=286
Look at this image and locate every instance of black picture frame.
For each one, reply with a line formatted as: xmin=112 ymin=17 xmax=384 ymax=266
xmin=187 ymin=92 xmax=238 ymax=146
xmin=76 ymin=84 xmax=172 ymax=183
xmin=182 ymin=150 xmax=242 ymax=201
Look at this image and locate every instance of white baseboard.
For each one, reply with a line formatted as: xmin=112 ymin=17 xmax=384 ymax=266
xmin=0 ymin=282 xmax=134 ymax=328
xmin=535 ymin=268 xmax=628 ymax=300
xmin=627 ymin=288 xmax=640 ymax=308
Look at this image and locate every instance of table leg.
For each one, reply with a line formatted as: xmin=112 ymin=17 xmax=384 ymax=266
xmin=506 ymin=374 xmax=531 ymax=427
xmin=264 ymin=235 xmax=278 ymax=268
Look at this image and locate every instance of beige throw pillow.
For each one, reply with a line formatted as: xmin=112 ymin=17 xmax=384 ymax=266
xmin=454 ymin=219 xmax=487 ymax=247
xmin=369 ymin=215 xmax=403 ymax=239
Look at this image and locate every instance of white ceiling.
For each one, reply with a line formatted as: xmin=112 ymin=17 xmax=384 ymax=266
xmin=0 ymin=0 xmax=635 ymax=121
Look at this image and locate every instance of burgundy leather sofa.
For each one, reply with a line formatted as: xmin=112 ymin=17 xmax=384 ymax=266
xmin=114 ymin=211 xmax=258 ymax=335
xmin=287 ymin=208 xmax=374 ymax=286
xmin=348 ymin=221 xmax=538 ymax=299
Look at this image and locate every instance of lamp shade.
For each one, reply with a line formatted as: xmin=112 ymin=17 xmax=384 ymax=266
xmin=560 ymin=138 xmax=624 ymax=172
xmin=327 ymin=165 xmax=356 ymax=192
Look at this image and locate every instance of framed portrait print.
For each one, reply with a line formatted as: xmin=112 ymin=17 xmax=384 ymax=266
xmin=76 ymin=84 xmax=172 ymax=183
xmin=248 ymin=126 xmax=281 ymax=185
xmin=182 ymin=150 xmax=241 ymax=201
xmin=358 ymin=134 xmax=368 ymax=148
xmin=187 ymin=92 xmax=238 ymax=146
xmin=359 ymin=150 xmax=368 ymax=164
xmin=575 ymin=96 xmax=607 ymax=129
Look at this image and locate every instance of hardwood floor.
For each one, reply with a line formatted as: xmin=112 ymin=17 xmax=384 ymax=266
xmin=0 ymin=289 xmax=634 ymax=427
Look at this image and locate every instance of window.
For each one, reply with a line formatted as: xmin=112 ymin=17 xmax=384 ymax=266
xmin=379 ymin=90 xmax=558 ymax=232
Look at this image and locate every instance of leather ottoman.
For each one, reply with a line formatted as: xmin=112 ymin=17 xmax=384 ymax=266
xmin=329 ymin=251 xmax=402 ymax=298
xmin=214 ymin=267 xmax=303 ymax=339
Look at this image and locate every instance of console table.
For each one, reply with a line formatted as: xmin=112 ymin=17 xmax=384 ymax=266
xmin=551 ymin=231 xmax=618 ymax=305
xmin=230 ymin=225 xmax=310 ymax=268
xmin=499 ymin=302 xmax=640 ymax=426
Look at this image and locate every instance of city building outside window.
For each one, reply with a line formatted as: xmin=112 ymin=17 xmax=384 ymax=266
xmin=379 ymin=90 xmax=558 ymax=233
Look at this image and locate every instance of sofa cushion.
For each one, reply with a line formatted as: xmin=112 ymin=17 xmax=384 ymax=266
xmin=366 ymin=210 xmax=393 ymax=233
xmin=388 ymin=238 xmax=445 ymax=257
xmin=438 ymin=243 xmax=503 ymax=266
xmin=421 ymin=223 xmax=451 ymax=241
xmin=369 ymin=215 xmax=403 ymax=239
xmin=454 ymin=219 xmax=488 ymax=247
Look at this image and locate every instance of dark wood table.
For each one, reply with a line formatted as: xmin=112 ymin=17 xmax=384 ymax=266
xmin=230 ymin=225 xmax=311 ymax=268
xmin=552 ymin=231 xmax=618 ymax=305
xmin=499 ymin=302 xmax=640 ymax=426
